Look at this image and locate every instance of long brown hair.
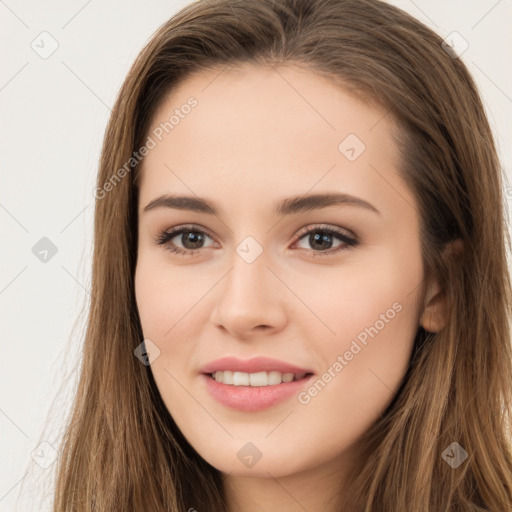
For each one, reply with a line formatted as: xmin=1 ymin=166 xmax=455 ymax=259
xmin=49 ymin=0 xmax=512 ymax=510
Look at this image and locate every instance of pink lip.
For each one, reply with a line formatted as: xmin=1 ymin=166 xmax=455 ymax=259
xmin=200 ymin=356 xmax=313 ymax=374
xmin=199 ymin=356 xmax=315 ymax=412
xmin=202 ymin=373 xmax=315 ymax=412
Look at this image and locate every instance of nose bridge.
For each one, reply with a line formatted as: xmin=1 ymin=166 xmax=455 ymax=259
xmin=224 ymin=238 xmax=271 ymax=306
xmin=212 ymin=235 xmax=287 ymax=335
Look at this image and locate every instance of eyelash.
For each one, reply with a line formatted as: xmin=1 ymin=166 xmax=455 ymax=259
xmin=154 ymin=223 xmax=359 ymax=258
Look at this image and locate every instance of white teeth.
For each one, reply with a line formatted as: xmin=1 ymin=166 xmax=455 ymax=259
xmin=281 ymin=372 xmax=294 ymax=383
xmin=233 ymin=371 xmax=249 ymax=386
xmin=211 ymin=370 xmax=307 ymax=386
xmin=249 ymin=371 xmax=267 ymax=386
xmin=267 ymin=371 xmax=282 ymax=385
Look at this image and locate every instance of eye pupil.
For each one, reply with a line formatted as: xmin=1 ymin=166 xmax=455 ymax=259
xmin=182 ymin=231 xmax=204 ymax=249
xmin=310 ymin=232 xmax=333 ymax=250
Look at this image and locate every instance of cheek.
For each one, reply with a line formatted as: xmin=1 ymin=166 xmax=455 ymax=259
xmin=134 ymin=256 xmax=204 ymax=412
xmin=298 ymin=247 xmax=422 ymax=421
xmin=290 ymin=243 xmax=422 ymax=346
xmin=134 ymin=253 xmax=209 ymax=340
xmin=134 ymin=254 xmax=218 ymax=397
xmin=297 ymin=309 xmax=417 ymax=459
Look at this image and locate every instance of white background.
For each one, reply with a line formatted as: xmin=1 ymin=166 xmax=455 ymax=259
xmin=1 ymin=0 xmax=511 ymax=510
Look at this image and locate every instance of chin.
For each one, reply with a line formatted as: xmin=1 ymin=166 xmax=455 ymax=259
xmin=192 ymin=437 xmax=310 ymax=478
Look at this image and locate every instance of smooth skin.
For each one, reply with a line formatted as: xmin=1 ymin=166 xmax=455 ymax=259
xmin=134 ymin=64 xmax=445 ymax=512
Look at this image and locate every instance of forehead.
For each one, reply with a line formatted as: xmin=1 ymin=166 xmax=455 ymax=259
xmin=137 ymin=64 xmax=414 ymax=218
xmin=145 ymin=63 xmax=394 ymax=149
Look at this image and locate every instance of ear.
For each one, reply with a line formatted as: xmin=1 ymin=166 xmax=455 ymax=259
xmin=419 ymin=279 xmax=446 ymax=333
xmin=419 ymin=239 xmax=463 ymax=333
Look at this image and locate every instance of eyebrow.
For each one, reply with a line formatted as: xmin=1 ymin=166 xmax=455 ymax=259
xmin=142 ymin=192 xmax=380 ymax=217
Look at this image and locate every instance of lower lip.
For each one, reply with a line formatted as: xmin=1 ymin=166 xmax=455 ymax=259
xmin=202 ymin=373 xmax=314 ymax=412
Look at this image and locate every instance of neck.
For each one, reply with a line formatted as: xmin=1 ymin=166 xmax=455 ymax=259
xmin=221 ymin=448 xmax=358 ymax=512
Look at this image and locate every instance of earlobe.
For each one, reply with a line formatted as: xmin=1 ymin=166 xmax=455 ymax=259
xmin=419 ymin=238 xmax=464 ymax=333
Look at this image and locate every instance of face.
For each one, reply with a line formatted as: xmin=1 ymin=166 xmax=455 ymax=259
xmin=134 ymin=64 xmax=427 ymax=480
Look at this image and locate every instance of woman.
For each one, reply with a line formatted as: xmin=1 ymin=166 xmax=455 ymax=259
xmin=52 ymin=0 xmax=512 ymax=510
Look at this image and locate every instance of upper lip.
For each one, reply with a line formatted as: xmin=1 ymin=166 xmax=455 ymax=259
xmin=200 ymin=356 xmax=314 ymax=375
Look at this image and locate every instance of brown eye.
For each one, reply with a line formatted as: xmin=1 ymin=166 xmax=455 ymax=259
xmin=154 ymin=224 xmax=359 ymax=257
xmin=155 ymin=225 xmax=216 ymax=256
xmin=293 ymin=225 xmax=358 ymax=256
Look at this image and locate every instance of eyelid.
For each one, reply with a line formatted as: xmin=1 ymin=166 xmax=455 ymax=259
xmin=154 ymin=223 xmax=217 ymax=246
xmin=293 ymin=223 xmax=356 ymax=243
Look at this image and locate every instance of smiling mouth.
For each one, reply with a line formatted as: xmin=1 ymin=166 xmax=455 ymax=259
xmin=208 ymin=370 xmax=313 ymax=387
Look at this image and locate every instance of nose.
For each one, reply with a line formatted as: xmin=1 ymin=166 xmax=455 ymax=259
xmin=210 ymin=249 xmax=287 ymax=340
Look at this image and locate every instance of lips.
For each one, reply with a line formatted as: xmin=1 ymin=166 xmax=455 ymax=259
xmin=200 ymin=356 xmax=315 ymax=411
xmin=200 ymin=356 xmax=314 ymax=375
